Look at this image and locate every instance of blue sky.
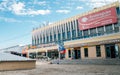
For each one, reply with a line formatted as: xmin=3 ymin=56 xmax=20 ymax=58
xmin=0 ymin=0 xmax=118 ymax=49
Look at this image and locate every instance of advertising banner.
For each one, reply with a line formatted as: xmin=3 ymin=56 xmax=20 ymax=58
xmin=78 ymin=7 xmax=118 ymax=30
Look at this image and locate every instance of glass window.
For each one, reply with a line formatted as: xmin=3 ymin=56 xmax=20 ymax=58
xmin=78 ymin=30 xmax=82 ymax=39
xmin=67 ymin=31 xmax=71 ymax=40
xmin=84 ymin=48 xmax=88 ymax=57
xmin=114 ymin=23 xmax=119 ymax=32
xmin=43 ymin=37 xmax=45 ymax=44
xmin=83 ymin=30 xmax=89 ymax=38
xmin=96 ymin=45 xmax=101 ymax=57
xmin=116 ymin=7 xmax=120 ymax=15
xmin=47 ymin=36 xmax=49 ymax=43
xmin=37 ymin=38 xmax=39 ymax=45
xmin=62 ymin=32 xmax=65 ymax=40
xmin=90 ymin=28 xmax=97 ymax=37
xmin=97 ymin=26 xmax=104 ymax=36
xmin=50 ymin=35 xmax=52 ymax=42
xmin=35 ymin=38 xmax=36 ymax=45
xmin=72 ymin=30 xmax=76 ymax=39
xmin=58 ymin=33 xmax=61 ymax=41
xmin=54 ymin=34 xmax=56 ymax=41
xmin=68 ymin=50 xmax=71 ymax=58
xmin=105 ymin=25 xmax=113 ymax=34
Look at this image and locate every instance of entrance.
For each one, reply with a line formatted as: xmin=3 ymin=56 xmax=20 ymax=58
xmin=105 ymin=44 xmax=118 ymax=58
xmin=72 ymin=50 xmax=81 ymax=59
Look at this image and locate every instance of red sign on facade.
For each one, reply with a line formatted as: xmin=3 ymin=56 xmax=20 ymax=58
xmin=78 ymin=7 xmax=118 ymax=30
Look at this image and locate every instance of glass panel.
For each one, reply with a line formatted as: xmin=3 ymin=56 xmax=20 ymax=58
xmin=96 ymin=45 xmax=101 ymax=57
xmin=84 ymin=48 xmax=88 ymax=57
xmin=105 ymin=25 xmax=113 ymax=34
xmin=97 ymin=26 xmax=104 ymax=36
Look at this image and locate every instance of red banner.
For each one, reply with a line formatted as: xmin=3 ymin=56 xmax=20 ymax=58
xmin=78 ymin=7 xmax=118 ymax=30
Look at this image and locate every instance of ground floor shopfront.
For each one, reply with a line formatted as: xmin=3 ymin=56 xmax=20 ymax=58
xmin=28 ymin=33 xmax=120 ymax=60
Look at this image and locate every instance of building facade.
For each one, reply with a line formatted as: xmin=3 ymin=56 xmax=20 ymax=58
xmin=29 ymin=2 xmax=120 ymax=59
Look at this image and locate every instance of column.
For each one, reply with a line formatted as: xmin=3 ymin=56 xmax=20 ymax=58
xmin=75 ymin=20 xmax=78 ymax=37
xmin=117 ymin=43 xmax=120 ymax=59
xmin=27 ymin=51 xmax=29 ymax=58
xmin=69 ymin=21 xmax=72 ymax=39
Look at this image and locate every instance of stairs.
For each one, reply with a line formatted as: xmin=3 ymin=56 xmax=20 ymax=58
xmin=51 ymin=59 xmax=120 ymax=65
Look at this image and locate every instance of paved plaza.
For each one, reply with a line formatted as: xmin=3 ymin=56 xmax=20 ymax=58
xmin=0 ymin=61 xmax=120 ymax=75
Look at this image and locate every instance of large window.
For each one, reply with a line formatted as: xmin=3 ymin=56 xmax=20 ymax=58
xmin=114 ymin=23 xmax=119 ymax=32
xmin=97 ymin=26 xmax=104 ymax=36
xmin=90 ymin=28 xmax=97 ymax=37
xmin=78 ymin=30 xmax=82 ymax=39
xmin=96 ymin=45 xmax=101 ymax=57
xmin=84 ymin=48 xmax=88 ymax=57
xmin=72 ymin=30 xmax=76 ymax=40
xmin=105 ymin=25 xmax=113 ymax=34
xmin=54 ymin=34 xmax=56 ymax=41
xmin=67 ymin=31 xmax=71 ymax=40
xmin=83 ymin=30 xmax=89 ymax=38
xmin=58 ymin=33 xmax=61 ymax=41
xmin=68 ymin=50 xmax=71 ymax=58
xmin=62 ymin=32 xmax=65 ymax=40
xmin=116 ymin=7 xmax=120 ymax=15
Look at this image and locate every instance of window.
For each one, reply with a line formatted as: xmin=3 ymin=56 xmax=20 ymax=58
xmin=62 ymin=32 xmax=65 ymax=40
xmin=78 ymin=30 xmax=82 ymax=39
xmin=54 ymin=34 xmax=56 ymax=41
xmin=105 ymin=25 xmax=113 ymax=34
xmin=37 ymin=38 xmax=39 ymax=45
xmin=58 ymin=33 xmax=60 ymax=40
xmin=67 ymin=31 xmax=71 ymax=40
xmin=34 ymin=39 xmax=36 ymax=45
xmin=97 ymin=26 xmax=104 ymax=36
xmin=46 ymin=36 xmax=49 ymax=43
xmin=83 ymin=30 xmax=89 ymax=38
xmin=68 ymin=50 xmax=71 ymax=58
xmin=84 ymin=48 xmax=88 ymax=57
xmin=50 ymin=35 xmax=52 ymax=42
xmin=72 ymin=30 xmax=76 ymax=39
xmin=114 ymin=23 xmax=119 ymax=32
xmin=90 ymin=28 xmax=97 ymax=37
xmin=96 ymin=45 xmax=101 ymax=57
xmin=116 ymin=7 xmax=120 ymax=15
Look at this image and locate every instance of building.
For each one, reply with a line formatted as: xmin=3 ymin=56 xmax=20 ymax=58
xmin=29 ymin=2 xmax=120 ymax=59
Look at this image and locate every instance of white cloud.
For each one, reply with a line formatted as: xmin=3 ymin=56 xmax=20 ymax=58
xmin=76 ymin=6 xmax=83 ymax=10
xmin=8 ymin=2 xmax=51 ymax=15
xmin=27 ymin=9 xmax=50 ymax=15
xmin=9 ymin=2 xmax=26 ymax=15
xmin=87 ymin=0 xmax=119 ymax=8
xmin=56 ymin=10 xmax=70 ymax=14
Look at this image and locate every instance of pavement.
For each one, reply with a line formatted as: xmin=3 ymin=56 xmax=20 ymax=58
xmin=0 ymin=60 xmax=120 ymax=75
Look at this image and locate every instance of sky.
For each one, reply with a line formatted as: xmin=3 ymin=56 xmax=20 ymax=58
xmin=0 ymin=0 xmax=119 ymax=49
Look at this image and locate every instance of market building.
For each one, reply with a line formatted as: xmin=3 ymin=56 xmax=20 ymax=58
xmin=28 ymin=2 xmax=120 ymax=60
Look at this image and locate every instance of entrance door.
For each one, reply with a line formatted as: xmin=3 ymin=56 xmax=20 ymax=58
xmin=105 ymin=44 xmax=116 ymax=58
xmin=74 ymin=50 xmax=81 ymax=59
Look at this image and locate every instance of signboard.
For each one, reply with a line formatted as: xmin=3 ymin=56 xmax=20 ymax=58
xmin=78 ymin=7 xmax=118 ymax=30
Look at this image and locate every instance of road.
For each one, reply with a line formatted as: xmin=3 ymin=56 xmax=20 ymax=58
xmin=0 ymin=61 xmax=120 ymax=75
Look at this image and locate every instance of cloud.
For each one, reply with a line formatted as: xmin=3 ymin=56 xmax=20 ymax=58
xmin=9 ymin=2 xmax=26 ymax=15
xmin=87 ymin=0 xmax=119 ymax=8
xmin=9 ymin=2 xmax=51 ymax=15
xmin=0 ymin=16 xmax=21 ymax=22
xmin=56 ymin=10 xmax=70 ymax=14
xmin=76 ymin=6 xmax=83 ymax=10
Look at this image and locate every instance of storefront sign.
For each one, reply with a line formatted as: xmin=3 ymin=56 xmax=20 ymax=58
xmin=78 ymin=7 xmax=118 ymax=30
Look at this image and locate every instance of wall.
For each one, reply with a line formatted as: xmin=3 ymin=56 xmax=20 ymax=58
xmin=0 ymin=61 xmax=36 ymax=71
